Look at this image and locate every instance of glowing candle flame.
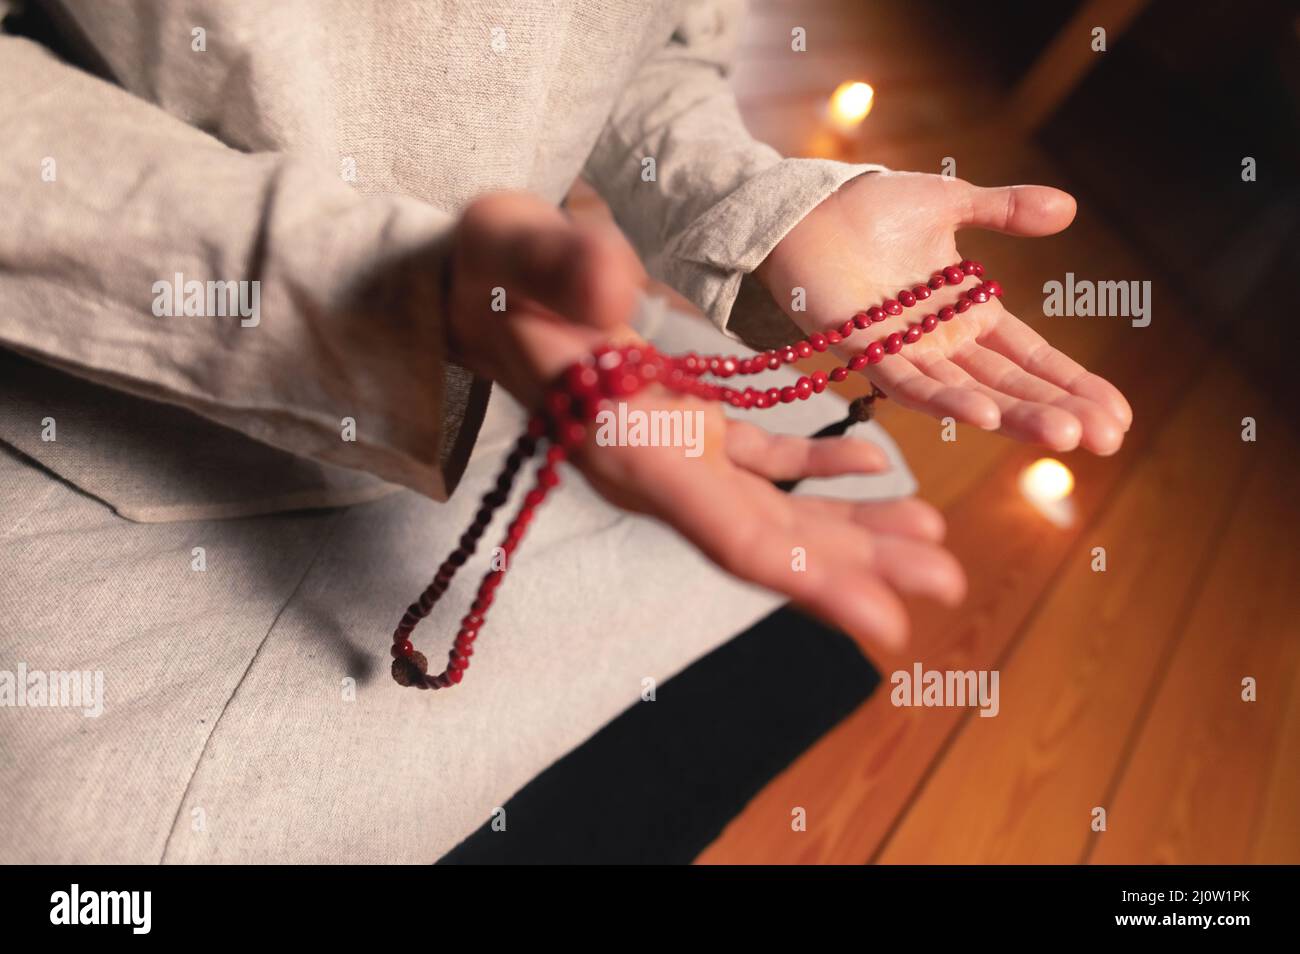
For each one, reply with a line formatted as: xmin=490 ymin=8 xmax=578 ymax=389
xmin=828 ymin=81 xmax=875 ymax=131
xmin=1019 ymin=458 xmax=1076 ymax=527
xmin=1020 ymin=458 xmax=1074 ymax=503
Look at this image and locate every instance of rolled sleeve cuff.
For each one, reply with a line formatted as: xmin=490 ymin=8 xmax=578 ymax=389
xmin=654 ymin=158 xmax=884 ymax=350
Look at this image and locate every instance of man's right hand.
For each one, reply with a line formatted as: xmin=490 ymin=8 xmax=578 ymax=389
xmin=446 ymin=192 xmax=965 ymax=653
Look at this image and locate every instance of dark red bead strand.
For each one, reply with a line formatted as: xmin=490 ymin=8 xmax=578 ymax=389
xmin=390 ymin=428 xmax=540 ymax=683
xmin=422 ymin=449 xmax=563 ymax=690
xmin=671 ymin=261 xmax=988 ymax=383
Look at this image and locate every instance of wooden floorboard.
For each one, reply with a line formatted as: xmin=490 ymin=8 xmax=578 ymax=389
xmin=1087 ymin=434 xmax=1300 ymax=863
xmin=875 ymin=369 xmax=1257 ymax=863
xmin=1252 ymin=649 xmax=1300 ymax=862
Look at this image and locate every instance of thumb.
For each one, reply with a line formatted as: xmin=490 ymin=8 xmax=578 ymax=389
xmin=457 ymin=192 xmax=646 ymax=330
xmin=958 ymin=183 xmax=1077 ymax=237
xmin=536 ymin=221 xmax=646 ymax=331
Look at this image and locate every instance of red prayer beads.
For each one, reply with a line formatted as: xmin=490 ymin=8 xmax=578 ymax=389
xmin=389 ymin=261 xmax=1001 ymax=690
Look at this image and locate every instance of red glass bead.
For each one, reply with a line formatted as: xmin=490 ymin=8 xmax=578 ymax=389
xmin=564 ymin=364 xmax=599 ymax=397
xmin=903 ymin=325 xmax=922 ymax=344
xmin=983 ymin=279 xmax=1002 ymax=297
xmin=392 ymin=639 xmax=414 ymax=659
xmin=839 ymin=319 xmax=856 ymax=338
xmin=960 ymin=259 xmax=979 ymax=275
xmin=865 ymin=341 xmax=885 ymax=363
xmin=446 ymin=669 xmax=463 ymax=685
xmin=967 ymin=287 xmax=989 ymax=304
xmin=829 ymin=367 xmax=849 ymax=382
xmin=795 ymin=377 xmax=813 ymax=400
xmin=912 ymin=284 xmax=931 ymax=301
xmin=853 ymin=312 xmax=871 ymax=330
xmin=809 ymin=333 xmax=828 ymax=352
xmin=884 ymin=332 xmax=904 ymax=354
xmin=780 ymin=386 xmax=798 ymax=404
xmin=810 ymin=371 xmax=828 ymax=393
xmin=929 ymin=272 xmax=946 ymax=290
xmin=898 ymin=290 xmax=916 ymax=308
xmin=883 ymin=299 xmax=903 ymax=316
xmin=545 ymin=391 xmax=572 ymax=417
xmin=955 ymin=297 xmax=972 ymax=314
xmin=943 ymin=266 xmax=964 ymax=285
xmin=848 ymin=354 xmax=868 ymax=371
xmin=766 ymin=353 xmax=781 ymax=370
xmin=780 ymin=347 xmax=798 ymax=364
xmin=825 ymin=330 xmax=842 ymax=345
xmin=867 ymin=306 xmax=887 ymax=323
xmin=559 ymin=419 xmax=586 ymax=448
xmin=795 ymin=341 xmax=813 ymax=358
xmin=921 ymin=314 xmax=939 ymax=332
xmin=765 ymin=388 xmax=781 ymax=405
xmin=938 ymin=306 xmax=956 ymax=322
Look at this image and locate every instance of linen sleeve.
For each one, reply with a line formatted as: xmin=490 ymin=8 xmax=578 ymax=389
xmin=581 ymin=0 xmax=885 ymax=350
xmin=0 ymin=33 xmax=486 ymax=502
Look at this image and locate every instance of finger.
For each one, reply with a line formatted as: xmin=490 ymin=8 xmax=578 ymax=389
xmin=795 ymin=498 xmax=962 ymax=607
xmin=978 ymin=318 xmax=1134 ymax=431
xmin=791 ymin=495 xmax=947 ymax=542
xmin=724 ymin=420 xmax=890 ymax=480
xmin=870 ymin=534 xmax=967 ymax=607
xmin=644 ymin=466 xmax=912 ymax=650
xmin=870 ymin=355 xmax=1001 ymax=430
xmin=954 ymin=342 xmax=1125 ymax=455
xmin=947 ymin=346 xmax=1086 ymax=452
xmin=459 ymin=193 xmax=644 ymax=329
xmin=958 ymin=183 xmax=1077 ymax=237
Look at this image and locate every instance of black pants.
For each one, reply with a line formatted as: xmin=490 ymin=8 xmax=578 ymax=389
xmin=439 ymin=607 xmax=879 ymax=864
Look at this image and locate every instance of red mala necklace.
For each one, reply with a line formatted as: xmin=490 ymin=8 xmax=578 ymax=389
xmin=389 ymin=260 xmax=1001 ymax=690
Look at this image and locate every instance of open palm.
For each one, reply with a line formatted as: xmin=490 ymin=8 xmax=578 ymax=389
xmin=571 ymin=388 xmax=964 ymax=652
xmin=757 ymin=170 xmax=1133 ymax=454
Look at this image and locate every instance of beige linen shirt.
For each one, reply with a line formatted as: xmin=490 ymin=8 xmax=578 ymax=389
xmin=0 ymin=0 xmax=881 ymax=520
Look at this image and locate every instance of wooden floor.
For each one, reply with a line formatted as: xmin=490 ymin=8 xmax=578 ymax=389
xmin=684 ymin=1 xmax=1299 ymax=864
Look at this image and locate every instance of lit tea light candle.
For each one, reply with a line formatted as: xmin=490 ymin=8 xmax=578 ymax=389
xmin=828 ymin=81 xmax=875 ymax=132
xmin=1019 ymin=457 xmax=1076 ymax=526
